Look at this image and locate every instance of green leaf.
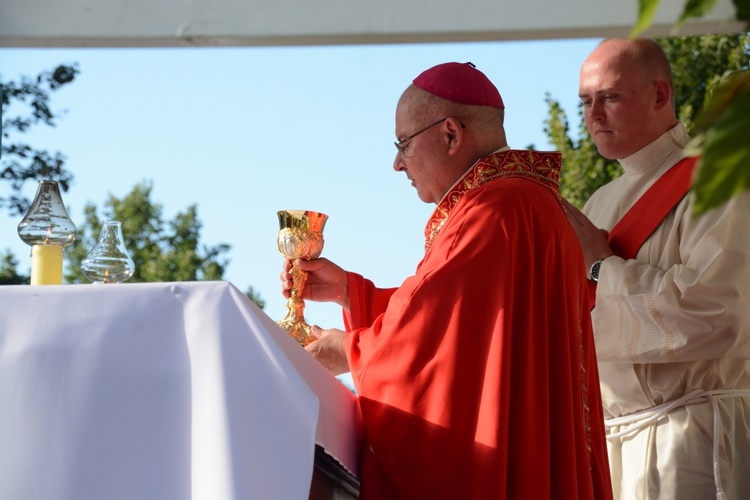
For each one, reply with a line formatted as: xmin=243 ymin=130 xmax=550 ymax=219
xmin=693 ymin=70 xmax=750 ymax=133
xmin=631 ymin=0 xmax=662 ymax=37
xmin=734 ymin=0 xmax=750 ymax=22
xmin=676 ymin=0 xmax=719 ymax=32
xmin=692 ymin=80 xmax=750 ymax=214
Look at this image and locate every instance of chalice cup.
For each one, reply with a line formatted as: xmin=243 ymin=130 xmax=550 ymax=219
xmin=277 ymin=210 xmax=329 ymax=346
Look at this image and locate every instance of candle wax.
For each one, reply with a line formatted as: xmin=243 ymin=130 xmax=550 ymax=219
xmin=30 ymin=244 xmax=64 ymax=285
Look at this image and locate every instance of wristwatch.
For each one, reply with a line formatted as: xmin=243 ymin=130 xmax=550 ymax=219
xmin=589 ymin=259 xmax=605 ymax=282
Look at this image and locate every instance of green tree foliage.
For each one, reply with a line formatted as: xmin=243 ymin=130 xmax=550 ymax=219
xmin=633 ymin=0 xmax=750 ymax=214
xmin=0 ymin=250 xmax=27 ymax=284
xmin=64 ymin=181 xmax=265 ymax=308
xmin=690 ymin=68 xmax=750 ymax=212
xmin=245 ymin=287 xmax=266 ymax=310
xmin=664 ymin=35 xmax=750 ymax=132
xmin=544 ymin=94 xmax=622 ymax=209
xmin=1 ymin=64 xmax=79 ymax=215
xmin=633 ymin=0 xmax=750 ymax=39
xmin=546 ymin=33 xmax=750 ymax=209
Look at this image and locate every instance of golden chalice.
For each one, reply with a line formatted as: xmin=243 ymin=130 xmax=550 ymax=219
xmin=277 ymin=210 xmax=329 ymax=346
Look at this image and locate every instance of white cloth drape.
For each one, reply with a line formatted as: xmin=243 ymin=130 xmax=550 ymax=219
xmin=0 ymin=281 xmax=361 ymax=500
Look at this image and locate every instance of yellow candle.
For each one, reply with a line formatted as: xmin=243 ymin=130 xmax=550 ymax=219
xmin=30 ymin=244 xmax=64 ymax=285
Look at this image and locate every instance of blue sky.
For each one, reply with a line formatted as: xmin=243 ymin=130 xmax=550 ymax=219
xmin=0 ymin=38 xmax=602 ymax=330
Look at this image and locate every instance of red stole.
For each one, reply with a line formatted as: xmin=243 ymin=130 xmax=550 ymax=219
xmin=588 ymin=156 xmax=699 ymax=307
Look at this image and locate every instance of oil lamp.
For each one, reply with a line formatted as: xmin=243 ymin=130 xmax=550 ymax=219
xmin=17 ymin=180 xmax=77 ymax=285
xmin=81 ymin=220 xmax=135 ymax=284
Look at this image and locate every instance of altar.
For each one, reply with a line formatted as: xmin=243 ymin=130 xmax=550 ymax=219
xmin=0 ymin=281 xmax=362 ymax=499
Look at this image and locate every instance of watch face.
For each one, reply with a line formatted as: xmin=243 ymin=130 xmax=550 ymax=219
xmin=590 ymin=261 xmax=602 ymax=281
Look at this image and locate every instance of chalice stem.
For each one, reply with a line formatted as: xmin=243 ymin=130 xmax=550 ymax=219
xmin=290 ymin=264 xmax=308 ymax=300
xmin=279 ymin=263 xmax=314 ymax=344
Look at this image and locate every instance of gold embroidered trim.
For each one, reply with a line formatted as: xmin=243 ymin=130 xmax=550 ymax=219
xmin=579 ymin=318 xmax=593 ymax=470
xmin=423 ymin=150 xmax=562 ymax=252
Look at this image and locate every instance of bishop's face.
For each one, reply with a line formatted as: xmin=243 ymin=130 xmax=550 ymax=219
xmin=393 ymin=105 xmax=458 ymax=205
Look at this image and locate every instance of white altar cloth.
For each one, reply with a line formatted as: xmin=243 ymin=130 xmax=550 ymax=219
xmin=0 ymin=281 xmax=361 ymax=500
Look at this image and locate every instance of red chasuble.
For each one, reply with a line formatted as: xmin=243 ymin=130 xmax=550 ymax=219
xmin=343 ymin=150 xmax=612 ymax=499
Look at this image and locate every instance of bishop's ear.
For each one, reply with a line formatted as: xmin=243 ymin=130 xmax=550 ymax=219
xmin=445 ymin=117 xmax=465 ymax=154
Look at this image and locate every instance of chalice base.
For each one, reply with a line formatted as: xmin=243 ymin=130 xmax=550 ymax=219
xmin=278 ymin=317 xmax=315 ymax=346
xmin=278 ymin=297 xmax=315 ymax=346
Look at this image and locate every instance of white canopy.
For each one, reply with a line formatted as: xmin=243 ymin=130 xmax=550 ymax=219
xmin=2 ymin=0 xmax=744 ymax=48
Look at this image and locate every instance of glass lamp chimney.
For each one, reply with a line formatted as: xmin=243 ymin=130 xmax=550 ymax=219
xmin=17 ymin=180 xmax=77 ymax=285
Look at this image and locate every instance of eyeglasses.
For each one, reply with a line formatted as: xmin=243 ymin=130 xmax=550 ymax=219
xmin=394 ymin=117 xmax=448 ymax=156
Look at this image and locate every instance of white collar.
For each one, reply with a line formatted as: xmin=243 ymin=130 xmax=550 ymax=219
xmin=618 ymin=123 xmax=689 ymax=175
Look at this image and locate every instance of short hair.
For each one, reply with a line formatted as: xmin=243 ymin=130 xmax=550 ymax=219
xmin=404 ymin=86 xmax=505 ymax=128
